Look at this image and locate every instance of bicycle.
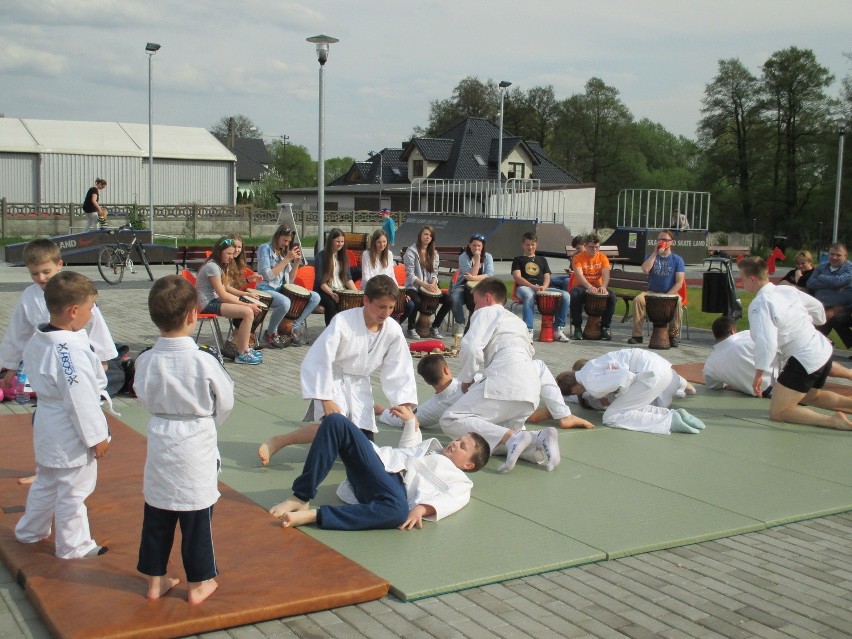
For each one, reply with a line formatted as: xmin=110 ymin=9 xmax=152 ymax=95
xmin=97 ymin=224 xmax=154 ymax=285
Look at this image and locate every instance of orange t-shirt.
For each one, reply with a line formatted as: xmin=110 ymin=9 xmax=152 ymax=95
xmin=571 ymin=252 xmax=611 ymax=289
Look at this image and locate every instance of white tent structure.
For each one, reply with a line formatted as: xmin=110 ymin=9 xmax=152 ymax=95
xmin=0 ymin=118 xmax=236 ymax=206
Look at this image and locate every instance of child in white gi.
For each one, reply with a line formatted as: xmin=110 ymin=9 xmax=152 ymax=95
xmin=738 ymin=257 xmax=852 ymax=429
xmin=134 ymin=275 xmax=235 ymax=604
xmin=299 ymin=274 xmax=417 ymax=441
xmin=15 ymin=272 xmax=111 ymax=559
xmin=268 ymin=411 xmax=490 ymax=531
xmin=440 ymin=278 xmax=593 ymax=474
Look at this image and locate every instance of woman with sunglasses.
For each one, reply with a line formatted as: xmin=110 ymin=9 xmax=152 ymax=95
xmin=403 ymin=225 xmax=452 ymax=339
xmin=257 ymin=225 xmax=321 ymax=346
xmin=315 ymin=228 xmax=358 ymax=326
xmin=221 ymin=233 xmax=272 ymax=350
xmin=450 ymin=233 xmax=494 ymax=327
xmin=195 ymin=237 xmax=263 ymax=365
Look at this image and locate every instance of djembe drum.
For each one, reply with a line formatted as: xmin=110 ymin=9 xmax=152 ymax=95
xmin=281 ymin=283 xmax=312 ymax=320
xmin=582 ymin=291 xmax=610 ymax=340
xmin=463 ymin=280 xmax=479 ymax=313
xmin=416 ymin=287 xmax=443 ymax=338
xmin=336 ymin=289 xmax=365 ymax=311
xmin=535 ymin=290 xmax=562 ymax=342
xmin=645 ymin=294 xmax=679 ymax=350
xmin=392 ymin=289 xmax=408 ymax=318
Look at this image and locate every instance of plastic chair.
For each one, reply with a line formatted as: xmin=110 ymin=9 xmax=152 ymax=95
xmin=393 ymin=264 xmax=406 ymax=288
xmin=180 ymin=270 xmax=226 ymax=356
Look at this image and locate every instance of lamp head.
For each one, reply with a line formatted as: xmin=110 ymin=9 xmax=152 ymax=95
xmin=498 ymin=80 xmax=512 ymax=89
xmin=307 ymin=35 xmax=339 ymax=66
xmin=145 ymin=42 xmax=161 ymax=54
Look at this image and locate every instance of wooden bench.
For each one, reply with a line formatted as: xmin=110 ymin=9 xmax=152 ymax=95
xmin=608 ymin=271 xmax=649 ymax=322
xmin=394 ymin=246 xmax=463 ymax=280
xmin=707 ymin=245 xmax=750 ymax=259
xmin=173 ymin=245 xmax=258 ymax=274
xmin=565 ymin=244 xmax=628 ymax=271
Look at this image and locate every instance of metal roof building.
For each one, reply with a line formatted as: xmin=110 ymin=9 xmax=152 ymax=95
xmin=0 ymin=118 xmax=236 ymax=206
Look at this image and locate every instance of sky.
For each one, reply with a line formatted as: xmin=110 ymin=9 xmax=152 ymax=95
xmin=1 ymin=0 xmax=850 ymax=162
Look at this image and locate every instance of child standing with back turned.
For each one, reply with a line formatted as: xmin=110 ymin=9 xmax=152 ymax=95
xmin=134 ymin=275 xmax=235 ymax=604
xmin=15 ymin=272 xmax=111 ymax=559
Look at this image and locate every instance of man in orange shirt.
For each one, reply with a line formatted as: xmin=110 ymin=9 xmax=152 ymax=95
xmin=569 ymin=233 xmax=616 ymax=341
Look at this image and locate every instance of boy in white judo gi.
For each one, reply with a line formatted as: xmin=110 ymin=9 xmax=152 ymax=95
xmin=15 ymin=272 xmax=111 ymax=559
xmin=558 ymin=349 xmax=705 ymax=435
xmin=705 ymin=315 xmax=852 ymax=401
xmin=299 ymin=274 xmax=418 ymax=440
xmin=738 ymin=257 xmax=852 ymax=429
xmin=376 ymin=353 xmax=594 ymax=432
xmin=1 ymin=239 xmax=118 ymax=485
xmin=439 ymin=278 xmax=593 ymax=473
xmin=268 ymin=411 xmax=490 ymax=530
xmin=134 ymin=275 xmax=235 ymax=604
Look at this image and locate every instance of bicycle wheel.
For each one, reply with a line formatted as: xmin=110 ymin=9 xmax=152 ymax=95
xmin=136 ymin=241 xmax=154 ymax=281
xmin=98 ymin=246 xmax=125 ymax=285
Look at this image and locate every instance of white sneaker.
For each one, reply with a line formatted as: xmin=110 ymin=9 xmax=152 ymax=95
xmin=528 ymin=329 xmax=534 ymax=340
xmin=407 ymin=328 xmax=419 ymax=339
xmin=554 ymin=327 xmax=570 ymax=343
xmin=429 ymin=326 xmax=444 ymax=339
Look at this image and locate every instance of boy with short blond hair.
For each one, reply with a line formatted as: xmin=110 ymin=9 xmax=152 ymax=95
xmin=0 ymin=238 xmax=117 ymax=393
xmin=134 ymin=275 xmax=235 ymax=604
xmin=15 ymin=272 xmax=111 ymax=559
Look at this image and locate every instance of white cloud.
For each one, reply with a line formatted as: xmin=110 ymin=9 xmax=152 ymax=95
xmin=0 ymin=42 xmax=65 ymax=76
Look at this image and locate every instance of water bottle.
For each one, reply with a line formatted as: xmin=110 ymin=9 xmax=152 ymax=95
xmin=15 ymin=364 xmax=29 ymax=405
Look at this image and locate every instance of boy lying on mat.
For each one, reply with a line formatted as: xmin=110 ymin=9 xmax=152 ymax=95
xmin=268 ymin=410 xmax=489 ymax=531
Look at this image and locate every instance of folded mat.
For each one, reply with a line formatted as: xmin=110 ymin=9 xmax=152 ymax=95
xmin=0 ymin=414 xmax=388 ymax=639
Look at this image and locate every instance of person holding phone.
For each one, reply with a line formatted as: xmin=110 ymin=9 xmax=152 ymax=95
xmin=627 ymin=230 xmax=686 ymax=347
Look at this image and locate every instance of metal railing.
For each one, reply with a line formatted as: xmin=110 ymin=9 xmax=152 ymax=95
xmin=616 ymin=189 xmax=711 ymax=231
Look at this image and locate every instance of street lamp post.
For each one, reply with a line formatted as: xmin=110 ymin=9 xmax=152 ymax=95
xmin=496 ymin=80 xmax=512 ymax=218
xmin=281 ymin=134 xmax=289 ymax=188
xmin=832 ymin=117 xmax=847 ymax=244
xmin=369 ymin=150 xmax=383 ymax=208
xmin=145 ymin=42 xmax=161 ymax=236
xmin=307 ymin=34 xmax=338 ymax=246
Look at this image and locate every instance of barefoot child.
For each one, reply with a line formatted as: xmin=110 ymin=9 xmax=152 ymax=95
xmin=15 ymin=272 xmax=111 ymax=558
xmin=268 ymin=411 xmax=490 ymax=531
xmin=134 ymin=275 xmax=235 ymax=604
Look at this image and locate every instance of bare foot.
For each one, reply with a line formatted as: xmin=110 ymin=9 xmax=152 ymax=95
xmin=258 ymin=435 xmax=286 ymax=466
xmin=527 ymin=406 xmax=552 ymax=424
xmin=829 ymin=412 xmax=852 ymax=430
xmin=685 ymin=383 xmax=697 ymax=395
xmin=17 ymin=475 xmax=35 ymax=485
xmin=269 ymin=496 xmax=310 ymax=518
xmin=558 ymin=415 xmax=595 ymax=429
xmin=146 ymin=576 xmax=180 ymax=600
xmin=281 ymin=509 xmax=318 ymax=528
xmin=188 ymin=578 xmax=218 ymax=605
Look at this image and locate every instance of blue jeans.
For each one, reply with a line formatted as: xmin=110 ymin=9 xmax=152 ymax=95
xmin=450 ymin=285 xmax=467 ymax=325
xmin=516 ymin=286 xmax=569 ymax=330
xmin=292 ymin=414 xmax=409 ymax=531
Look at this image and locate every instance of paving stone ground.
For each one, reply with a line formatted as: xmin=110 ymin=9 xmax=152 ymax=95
xmin=0 ymin=258 xmax=850 ymax=639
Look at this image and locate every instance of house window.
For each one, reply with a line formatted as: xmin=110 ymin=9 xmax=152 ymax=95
xmin=507 ymin=162 xmax=525 ymax=179
xmin=413 ymin=160 xmax=424 ymax=177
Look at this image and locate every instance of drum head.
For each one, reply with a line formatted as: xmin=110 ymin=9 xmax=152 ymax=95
xmin=284 ymin=283 xmax=310 ymax=296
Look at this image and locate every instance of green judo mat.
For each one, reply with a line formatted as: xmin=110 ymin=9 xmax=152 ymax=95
xmin=118 ymin=385 xmax=852 ymax=601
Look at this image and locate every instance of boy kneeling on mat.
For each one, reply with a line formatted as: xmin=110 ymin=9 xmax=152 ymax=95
xmin=268 ymin=411 xmax=490 ymax=531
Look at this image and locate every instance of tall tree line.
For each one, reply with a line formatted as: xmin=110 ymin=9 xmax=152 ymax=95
xmin=419 ymin=47 xmax=850 ymax=244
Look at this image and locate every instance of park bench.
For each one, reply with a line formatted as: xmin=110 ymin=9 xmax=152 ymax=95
xmin=173 ymin=245 xmax=257 ymax=274
xmin=608 ymin=270 xmax=649 ymax=322
xmin=565 ymin=244 xmax=628 ymax=269
xmin=707 ymin=245 xmax=750 ymax=259
xmin=394 ymin=246 xmax=464 ymax=281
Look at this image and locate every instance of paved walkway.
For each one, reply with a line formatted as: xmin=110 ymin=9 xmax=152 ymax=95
xmin=1 ymin=260 xmax=850 ymax=639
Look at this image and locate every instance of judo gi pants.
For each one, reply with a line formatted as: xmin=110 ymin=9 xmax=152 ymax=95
xmin=137 ymin=503 xmax=218 ymax=583
xmin=292 ymin=414 xmax=409 ymax=530
xmin=16 ymin=461 xmax=99 ymax=559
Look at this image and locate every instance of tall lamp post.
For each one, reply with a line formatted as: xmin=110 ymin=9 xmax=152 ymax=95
xmin=307 ymin=34 xmax=338 ymax=246
xmin=281 ymin=134 xmax=289 ymax=188
xmin=369 ymin=150 xmax=383 ymax=208
xmin=145 ymin=42 xmax=161 ymax=236
xmin=496 ymin=80 xmax=512 ymax=218
xmin=832 ymin=117 xmax=848 ymax=244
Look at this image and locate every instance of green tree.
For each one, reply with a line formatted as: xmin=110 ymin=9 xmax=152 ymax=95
xmin=209 ymin=115 xmax=262 ymax=140
xmin=267 ymin=141 xmax=316 ymax=189
xmin=633 ymin=118 xmax=700 ymax=191
xmin=419 ymin=76 xmax=500 ymax=136
xmin=325 ymin=157 xmax=356 ymax=184
xmin=761 ymin=47 xmax=836 ymax=240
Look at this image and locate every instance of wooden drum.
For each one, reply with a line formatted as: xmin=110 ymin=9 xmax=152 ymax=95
xmin=416 ymin=287 xmax=442 ymax=338
xmin=582 ymin=291 xmax=610 ymax=340
xmin=281 ymin=283 xmax=311 ymax=320
xmin=393 ymin=289 xmax=408 ymax=318
xmin=535 ymin=291 xmax=562 ymax=342
xmin=646 ymin=294 xmax=679 ymax=350
xmin=336 ymin=289 xmax=365 ymax=312
xmin=463 ymin=280 xmax=479 ymax=313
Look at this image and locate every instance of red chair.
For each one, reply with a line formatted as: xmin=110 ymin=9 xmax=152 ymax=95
xmin=180 ymin=270 xmax=225 ymax=358
xmin=393 ymin=264 xmax=406 ymax=288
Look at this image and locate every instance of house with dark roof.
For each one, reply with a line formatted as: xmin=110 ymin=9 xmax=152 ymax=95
xmin=277 ymin=117 xmax=594 ymax=231
xmin=214 ymin=135 xmax=271 ymax=200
